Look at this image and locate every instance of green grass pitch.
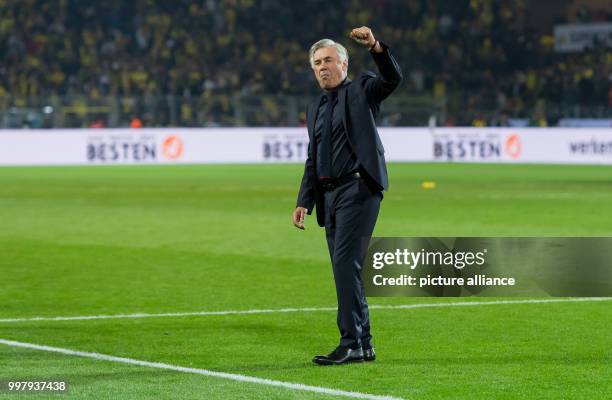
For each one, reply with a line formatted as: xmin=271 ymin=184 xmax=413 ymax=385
xmin=0 ymin=163 xmax=611 ymax=399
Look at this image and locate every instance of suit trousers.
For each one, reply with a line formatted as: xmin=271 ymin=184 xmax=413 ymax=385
xmin=323 ymin=177 xmax=381 ymax=349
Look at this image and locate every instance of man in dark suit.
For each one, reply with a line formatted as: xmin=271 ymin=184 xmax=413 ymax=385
xmin=292 ymin=26 xmax=402 ymax=365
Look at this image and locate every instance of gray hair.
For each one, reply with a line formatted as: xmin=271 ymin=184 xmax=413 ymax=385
xmin=309 ymin=39 xmax=349 ymax=68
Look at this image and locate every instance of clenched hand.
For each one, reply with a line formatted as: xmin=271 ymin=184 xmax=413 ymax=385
xmin=350 ymin=26 xmax=376 ymax=48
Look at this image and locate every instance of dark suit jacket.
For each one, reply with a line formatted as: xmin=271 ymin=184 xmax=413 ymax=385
xmin=296 ymin=43 xmax=403 ymax=227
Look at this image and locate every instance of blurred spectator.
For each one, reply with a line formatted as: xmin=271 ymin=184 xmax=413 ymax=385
xmin=89 ymin=119 xmax=106 ymax=128
xmin=130 ymin=116 xmax=143 ymax=128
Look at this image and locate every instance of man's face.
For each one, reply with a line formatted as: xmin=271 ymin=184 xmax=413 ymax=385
xmin=312 ymin=47 xmax=348 ymax=90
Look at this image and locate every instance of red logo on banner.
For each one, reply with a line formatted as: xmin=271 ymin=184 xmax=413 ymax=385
xmin=505 ymin=134 xmax=521 ymax=159
xmin=162 ymin=135 xmax=184 ymax=160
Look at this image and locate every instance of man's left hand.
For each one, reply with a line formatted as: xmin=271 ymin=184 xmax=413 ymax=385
xmin=350 ymin=26 xmax=376 ymax=48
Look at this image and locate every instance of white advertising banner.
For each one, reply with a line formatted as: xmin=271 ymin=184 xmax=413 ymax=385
xmin=257 ymin=127 xmax=433 ymax=163
xmin=554 ymin=23 xmax=612 ymax=52
xmin=0 ymin=127 xmax=611 ymax=166
xmin=0 ymin=127 xmax=432 ymax=166
xmin=432 ymin=128 xmax=612 ymax=164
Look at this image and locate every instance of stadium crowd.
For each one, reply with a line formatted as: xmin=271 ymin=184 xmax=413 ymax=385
xmin=0 ymin=0 xmax=610 ymax=127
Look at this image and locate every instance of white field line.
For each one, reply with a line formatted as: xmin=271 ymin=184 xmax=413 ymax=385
xmin=0 ymin=338 xmax=403 ymax=400
xmin=0 ymin=298 xmax=610 ymax=324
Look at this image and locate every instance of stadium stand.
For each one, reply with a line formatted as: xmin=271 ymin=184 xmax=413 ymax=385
xmin=0 ymin=0 xmax=610 ymax=127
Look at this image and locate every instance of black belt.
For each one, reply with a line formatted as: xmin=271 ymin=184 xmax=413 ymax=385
xmin=319 ymin=172 xmax=361 ymax=192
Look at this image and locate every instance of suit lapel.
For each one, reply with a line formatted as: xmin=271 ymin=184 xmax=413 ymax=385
xmin=307 ymin=96 xmax=322 ymax=142
xmin=338 ymin=79 xmax=354 ymax=149
xmin=338 ymin=84 xmax=349 ymax=135
xmin=306 ymin=95 xmax=323 ymax=162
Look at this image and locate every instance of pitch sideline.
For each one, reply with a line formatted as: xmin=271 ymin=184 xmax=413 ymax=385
xmin=0 ymin=298 xmax=610 ymax=324
xmin=0 ymin=338 xmax=403 ymax=400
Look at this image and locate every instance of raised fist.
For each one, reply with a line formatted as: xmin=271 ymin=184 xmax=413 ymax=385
xmin=350 ymin=26 xmax=376 ymax=48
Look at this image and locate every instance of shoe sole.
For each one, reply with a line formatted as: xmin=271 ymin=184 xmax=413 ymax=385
xmin=312 ymin=358 xmax=364 ymax=366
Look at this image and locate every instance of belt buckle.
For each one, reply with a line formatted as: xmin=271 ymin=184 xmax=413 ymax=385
xmin=320 ymin=179 xmax=335 ymax=191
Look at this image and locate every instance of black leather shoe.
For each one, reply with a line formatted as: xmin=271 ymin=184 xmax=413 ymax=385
xmin=312 ymin=346 xmax=364 ymax=365
xmin=363 ymin=347 xmax=376 ymax=362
